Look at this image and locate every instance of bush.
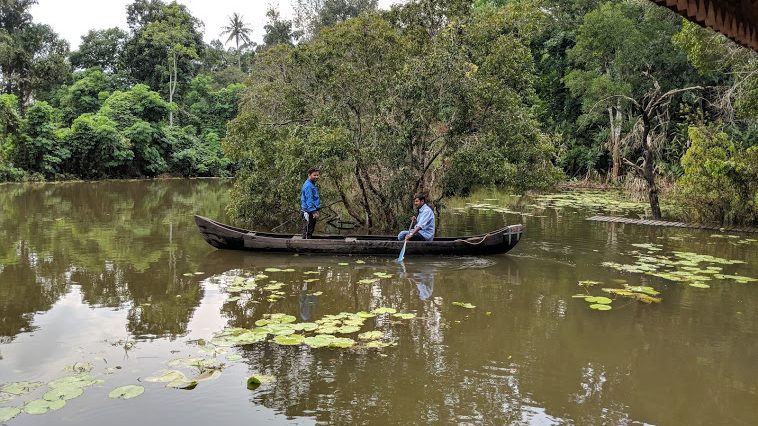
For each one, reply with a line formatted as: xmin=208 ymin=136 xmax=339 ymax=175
xmin=675 ymin=126 xmax=758 ymax=225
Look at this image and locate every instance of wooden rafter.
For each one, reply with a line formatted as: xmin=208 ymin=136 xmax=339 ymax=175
xmin=650 ymin=0 xmax=758 ymax=51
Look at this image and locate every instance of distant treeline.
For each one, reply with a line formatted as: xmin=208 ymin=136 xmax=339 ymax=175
xmin=1 ymin=0 xmax=756 ymax=226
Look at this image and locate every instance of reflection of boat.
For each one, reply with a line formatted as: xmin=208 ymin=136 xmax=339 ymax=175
xmin=195 ymin=215 xmax=523 ymax=256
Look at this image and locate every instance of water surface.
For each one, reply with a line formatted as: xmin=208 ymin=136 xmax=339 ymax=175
xmin=1 ymin=180 xmax=757 ymax=425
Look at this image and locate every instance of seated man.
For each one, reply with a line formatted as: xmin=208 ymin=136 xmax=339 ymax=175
xmin=397 ymin=193 xmax=435 ymax=241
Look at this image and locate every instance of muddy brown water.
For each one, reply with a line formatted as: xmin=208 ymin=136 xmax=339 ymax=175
xmin=1 ymin=180 xmax=756 ymax=425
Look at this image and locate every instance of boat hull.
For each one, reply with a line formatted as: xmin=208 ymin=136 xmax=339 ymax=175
xmin=194 ymin=215 xmax=523 ymax=256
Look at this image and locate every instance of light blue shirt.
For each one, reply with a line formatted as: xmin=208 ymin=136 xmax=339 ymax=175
xmin=415 ymin=203 xmax=435 ymax=240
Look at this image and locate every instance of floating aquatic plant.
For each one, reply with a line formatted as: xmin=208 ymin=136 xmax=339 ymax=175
xmin=589 ymin=304 xmax=612 ymax=311
xmin=108 ymin=385 xmax=144 ymax=400
xmin=371 ymin=307 xmax=397 ymax=315
xmin=452 ymin=302 xmax=476 ymax=309
xmin=0 ymin=406 xmax=21 ymax=422
xmin=358 ymin=331 xmax=383 ymax=341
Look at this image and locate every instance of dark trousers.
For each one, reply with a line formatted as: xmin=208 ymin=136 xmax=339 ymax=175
xmin=302 ymin=211 xmax=317 ymax=239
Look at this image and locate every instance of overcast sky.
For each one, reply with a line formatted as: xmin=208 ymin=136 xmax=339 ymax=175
xmin=30 ymin=0 xmax=405 ymax=50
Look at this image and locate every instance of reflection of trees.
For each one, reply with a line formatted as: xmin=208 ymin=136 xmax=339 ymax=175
xmin=0 ymin=179 xmax=230 ymax=339
xmin=0 ymin=241 xmax=70 ymax=339
xmin=203 ymin=255 xmax=553 ymax=423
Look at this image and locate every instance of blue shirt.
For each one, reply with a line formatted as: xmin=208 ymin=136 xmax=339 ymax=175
xmin=300 ymin=179 xmax=321 ymax=213
xmin=415 ymin=203 xmax=435 ymax=240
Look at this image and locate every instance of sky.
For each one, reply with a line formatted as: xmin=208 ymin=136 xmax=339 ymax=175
xmin=30 ymin=0 xmax=404 ymax=50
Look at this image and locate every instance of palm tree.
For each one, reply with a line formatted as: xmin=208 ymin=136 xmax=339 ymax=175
xmin=220 ymin=13 xmax=253 ymax=68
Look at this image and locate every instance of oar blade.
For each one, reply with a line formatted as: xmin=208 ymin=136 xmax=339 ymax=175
xmin=396 ymin=242 xmax=407 ymax=262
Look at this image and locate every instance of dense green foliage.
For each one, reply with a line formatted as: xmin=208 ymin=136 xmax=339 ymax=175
xmin=676 ymin=126 xmax=758 ymax=224
xmin=1 ymin=0 xmax=757 ymax=226
xmin=0 ymin=0 xmax=246 ymax=179
xmin=225 ymin=1 xmax=562 ymax=229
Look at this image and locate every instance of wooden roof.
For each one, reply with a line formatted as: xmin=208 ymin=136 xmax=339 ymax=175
xmin=650 ymin=0 xmax=758 ymax=51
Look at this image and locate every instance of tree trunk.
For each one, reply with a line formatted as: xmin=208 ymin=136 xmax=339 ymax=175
xmin=641 ymin=114 xmax=662 ymax=219
xmin=236 ymin=38 xmax=242 ymax=69
xmin=608 ymin=106 xmax=621 ymax=181
xmin=169 ymin=51 xmax=177 ymax=127
xmin=354 ymin=164 xmax=372 ymax=228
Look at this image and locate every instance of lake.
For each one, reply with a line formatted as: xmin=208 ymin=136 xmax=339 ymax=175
xmin=1 ymin=179 xmax=756 ymax=425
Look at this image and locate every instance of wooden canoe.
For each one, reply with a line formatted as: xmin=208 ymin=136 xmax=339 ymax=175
xmin=195 ymin=215 xmax=523 ymax=256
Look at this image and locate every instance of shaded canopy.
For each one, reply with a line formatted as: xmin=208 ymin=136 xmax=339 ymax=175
xmin=650 ymin=0 xmax=758 ymax=50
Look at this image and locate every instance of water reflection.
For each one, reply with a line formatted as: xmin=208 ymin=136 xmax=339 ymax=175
xmin=0 ymin=180 xmax=229 ymax=340
xmin=0 ymin=182 xmax=757 ymax=425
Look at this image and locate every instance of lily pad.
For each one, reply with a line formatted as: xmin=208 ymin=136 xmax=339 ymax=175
xmin=578 ymin=280 xmax=602 ymax=286
xmin=329 ymin=337 xmax=356 ymax=348
xmin=24 ymin=399 xmax=52 ymax=415
xmin=48 ymin=399 xmax=66 ymax=411
xmin=108 ymin=385 xmax=145 ymax=400
xmin=393 ymin=313 xmax=416 ymax=320
xmin=356 ymin=311 xmax=376 ymax=318
xmin=358 ymin=331 xmax=383 ymax=341
xmin=689 ymin=282 xmax=711 ymax=289
xmin=365 ymin=340 xmax=394 ymax=348
xmin=0 ymin=406 xmax=21 ymax=422
xmin=43 ymin=385 xmax=83 ymax=401
xmin=338 ymin=262 xmax=350 ymax=266
xmin=585 ymin=296 xmax=612 ymax=305
xmin=264 ymin=268 xmax=282 ymax=272
xmin=311 ymin=291 xmax=323 ymax=296
xmin=273 ymin=334 xmax=305 ymax=345
xmin=267 ymin=313 xmax=297 ymax=323
xmin=337 ymin=325 xmax=361 ymax=334
xmin=1 ymin=381 xmax=43 ymax=395
xmin=49 ymin=374 xmax=101 ymax=390
xmin=291 ymin=322 xmax=319 ymax=332
xmin=452 ymin=302 xmax=476 ymax=309
xmin=358 ymin=278 xmax=380 ymax=285
xmin=371 ymin=307 xmax=397 ymax=315
xmin=316 ymin=325 xmax=339 ymax=334
xmin=589 ymin=304 xmax=612 ymax=311
xmin=246 ymin=375 xmax=275 ymax=390
xmin=304 ymin=335 xmax=336 ymax=348
xmin=145 ymin=370 xmax=188 ymax=384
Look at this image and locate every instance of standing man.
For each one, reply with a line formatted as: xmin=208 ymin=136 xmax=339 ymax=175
xmin=397 ymin=193 xmax=435 ymax=241
xmin=301 ymin=168 xmax=321 ymax=239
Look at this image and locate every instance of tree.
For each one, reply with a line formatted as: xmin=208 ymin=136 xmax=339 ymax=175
xmin=123 ymin=0 xmax=204 ymax=125
xmin=261 ymin=7 xmax=300 ymax=49
xmin=14 ymin=100 xmax=67 ymax=177
xmin=294 ymin=0 xmax=378 ymax=39
xmin=676 ymin=126 xmax=758 ymax=225
xmin=99 ymin=84 xmax=172 ymax=176
xmin=220 ymin=13 xmax=253 ymax=68
xmin=225 ymin=5 xmax=560 ymax=230
xmin=58 ymin=68 xmax=112 ymax=125
xmin=70 ymin=28 xmax=128 ymax=73
xmin=60 ymin=113 xmax=132 ymax=178
xmin=0 ymin=0 xmax=71 ymax=106
xmin=614 ymin=75 xmax=702 ymax=219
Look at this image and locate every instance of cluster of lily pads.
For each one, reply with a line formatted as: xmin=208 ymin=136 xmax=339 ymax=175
xmin=602 ymin=244 xmax=756 ymax=289
xmin=0 ymin=363 xmax=144 ymax=423
xmin=532 ymin=191 xmax=648 ymax=214
xmin=449 ymin=190 xmax=650 ymax=219
xmin=573 ymin=280 xmax=662 ymax=311
xmin=210 ymin=309 xmax=413 ymax=351
xmin=709 ymin=234 xmax=757 ymax=245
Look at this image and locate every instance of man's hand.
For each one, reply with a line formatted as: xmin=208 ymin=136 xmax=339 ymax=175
xmin=410 ymin=216 xmax=416 ymax=223
xmin=405 ymin=232 xmax=413 ymax=241
xmin=313 ymin=211 xmax=320 ymax=219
